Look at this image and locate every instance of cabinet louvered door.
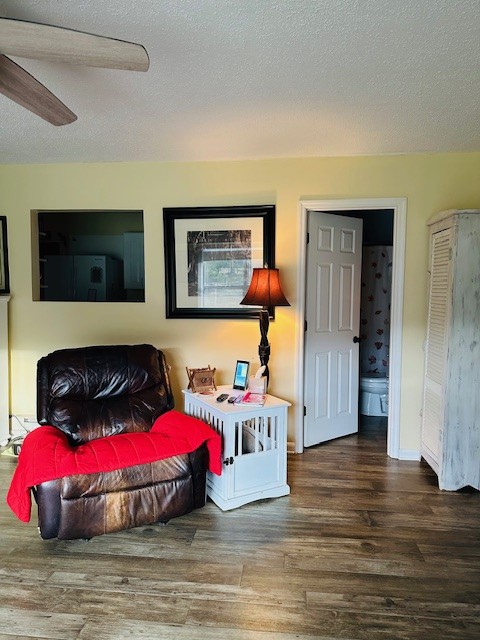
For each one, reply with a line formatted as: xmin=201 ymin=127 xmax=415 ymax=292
xmin=421 ymin=227 xmax=453 ymax=469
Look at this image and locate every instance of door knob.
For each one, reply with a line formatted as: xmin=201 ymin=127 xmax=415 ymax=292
xmin=353 ymin=336 xmax=361 ymax=343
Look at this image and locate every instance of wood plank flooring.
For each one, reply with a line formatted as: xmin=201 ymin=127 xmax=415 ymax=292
xmin=0 ymin=418 xmax=479 ymax=639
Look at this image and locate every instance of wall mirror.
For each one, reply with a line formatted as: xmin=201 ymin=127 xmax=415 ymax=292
xmin=32 ymin=210 xmax=145 ymax=302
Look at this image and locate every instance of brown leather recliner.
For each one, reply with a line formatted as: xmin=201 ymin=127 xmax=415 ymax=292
xmin=34 ymin=344 xmax=208 ymax=540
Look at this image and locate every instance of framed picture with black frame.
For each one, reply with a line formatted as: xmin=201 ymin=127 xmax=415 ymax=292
xmin=163 ymin=205 xmax=275 ymax=319
xmin=0 ymin=216 xmax=10 ymax=295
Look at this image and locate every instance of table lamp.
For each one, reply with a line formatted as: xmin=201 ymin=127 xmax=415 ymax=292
xmin=240 ymin=266 xmax=290 ymax=387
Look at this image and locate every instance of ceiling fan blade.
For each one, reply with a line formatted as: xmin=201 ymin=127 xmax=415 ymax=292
xmin=0 ymin=55 xmax=77 ymax=126
xmin=0 ymin=18 xmax=149 ymax=72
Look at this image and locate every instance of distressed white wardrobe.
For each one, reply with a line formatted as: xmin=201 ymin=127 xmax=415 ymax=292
xmin=421 ymin=210 xmax=480 ymax=490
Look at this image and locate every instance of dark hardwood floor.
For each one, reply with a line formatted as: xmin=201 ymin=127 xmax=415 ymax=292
xmin=0 ymin=419 xmax=479 ymax=639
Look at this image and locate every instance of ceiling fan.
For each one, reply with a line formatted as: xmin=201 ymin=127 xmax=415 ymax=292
xmin=0 ymin=17 xmax=149 ymax=125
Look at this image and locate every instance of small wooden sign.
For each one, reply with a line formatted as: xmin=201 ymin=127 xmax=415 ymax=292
xmin=186 ymin=366 xmax=217 ymax=394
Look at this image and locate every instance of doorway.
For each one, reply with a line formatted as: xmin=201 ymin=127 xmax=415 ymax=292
xmin=338 ymin=209 xmax=394 ymax=432
xmin=295 ymin=198 xmax=407 ymax=458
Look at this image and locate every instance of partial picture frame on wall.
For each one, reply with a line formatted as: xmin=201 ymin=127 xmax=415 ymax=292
xmin=0 ymin=216 xmax=10 ymax=294
xmin=163 ymin=205 xmax=275 ymax=319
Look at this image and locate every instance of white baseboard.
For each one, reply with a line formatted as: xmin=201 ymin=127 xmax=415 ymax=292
xmin=398 ymin=448 xmax=421 ymax=461
xmin=288 ymin=439 xmax=421 ymax=461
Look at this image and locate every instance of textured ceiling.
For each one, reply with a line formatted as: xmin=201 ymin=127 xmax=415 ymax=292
xmin=0 ymin=0 xmax=479 ymax=164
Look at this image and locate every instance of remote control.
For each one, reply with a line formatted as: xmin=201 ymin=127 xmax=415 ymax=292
xmin=227 ymin=396 xmax=237 ymax=403
xmin=216 ymin=393 xmax=229 ymax=402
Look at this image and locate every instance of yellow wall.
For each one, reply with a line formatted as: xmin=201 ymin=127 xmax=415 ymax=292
xmin=1 ymin=152 xmax=479 ymax=450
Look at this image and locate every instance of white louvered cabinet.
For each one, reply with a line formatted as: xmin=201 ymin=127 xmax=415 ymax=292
xmin=421 ymin=210 xmax=480 ymax=490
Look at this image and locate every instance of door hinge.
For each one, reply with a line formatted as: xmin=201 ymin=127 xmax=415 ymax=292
xmin=307 ymin=232 xmax=310 ymax=244
xmin=303 ymin=406 xmax=306 ymax=417
xmin=304 ymin=320 xmax=307 ymax=332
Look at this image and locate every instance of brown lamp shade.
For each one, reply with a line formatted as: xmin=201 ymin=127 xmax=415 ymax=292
xmin=240 ymin=268 xmax=290 ymax=307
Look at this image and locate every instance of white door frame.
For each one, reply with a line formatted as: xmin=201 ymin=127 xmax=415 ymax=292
xmin=295 ymin=198 xmax=407 ymax=458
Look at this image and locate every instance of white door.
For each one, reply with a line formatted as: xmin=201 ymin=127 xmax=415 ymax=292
xmin=304 ymin=212 xmax=363 ymax=447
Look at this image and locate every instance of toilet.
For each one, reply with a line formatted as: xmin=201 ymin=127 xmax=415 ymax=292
xmin=360 ymin=373 xmax=389 ymax=416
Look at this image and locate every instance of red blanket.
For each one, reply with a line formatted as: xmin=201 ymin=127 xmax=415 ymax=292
xmin=7 ymin=410 xmax=222 ymax=523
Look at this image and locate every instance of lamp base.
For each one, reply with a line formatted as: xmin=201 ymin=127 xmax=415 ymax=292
xmin=258 ymin=308 xmax=270 ymax=387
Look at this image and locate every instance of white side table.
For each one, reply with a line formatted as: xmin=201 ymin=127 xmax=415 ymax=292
xmin=183 ymin=386 xmax=291 ymax=511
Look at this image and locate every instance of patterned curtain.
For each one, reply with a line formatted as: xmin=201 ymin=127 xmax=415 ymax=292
xmin=360 ymin=246 xmax=392 ymax=375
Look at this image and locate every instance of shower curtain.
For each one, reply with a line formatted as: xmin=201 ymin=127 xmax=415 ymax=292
xmin=360 ymin=246 xmax=392 ymax=375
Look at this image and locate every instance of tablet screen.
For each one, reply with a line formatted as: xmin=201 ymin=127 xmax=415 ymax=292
xmin=233 ymin=360 xmax=250 ymax=390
